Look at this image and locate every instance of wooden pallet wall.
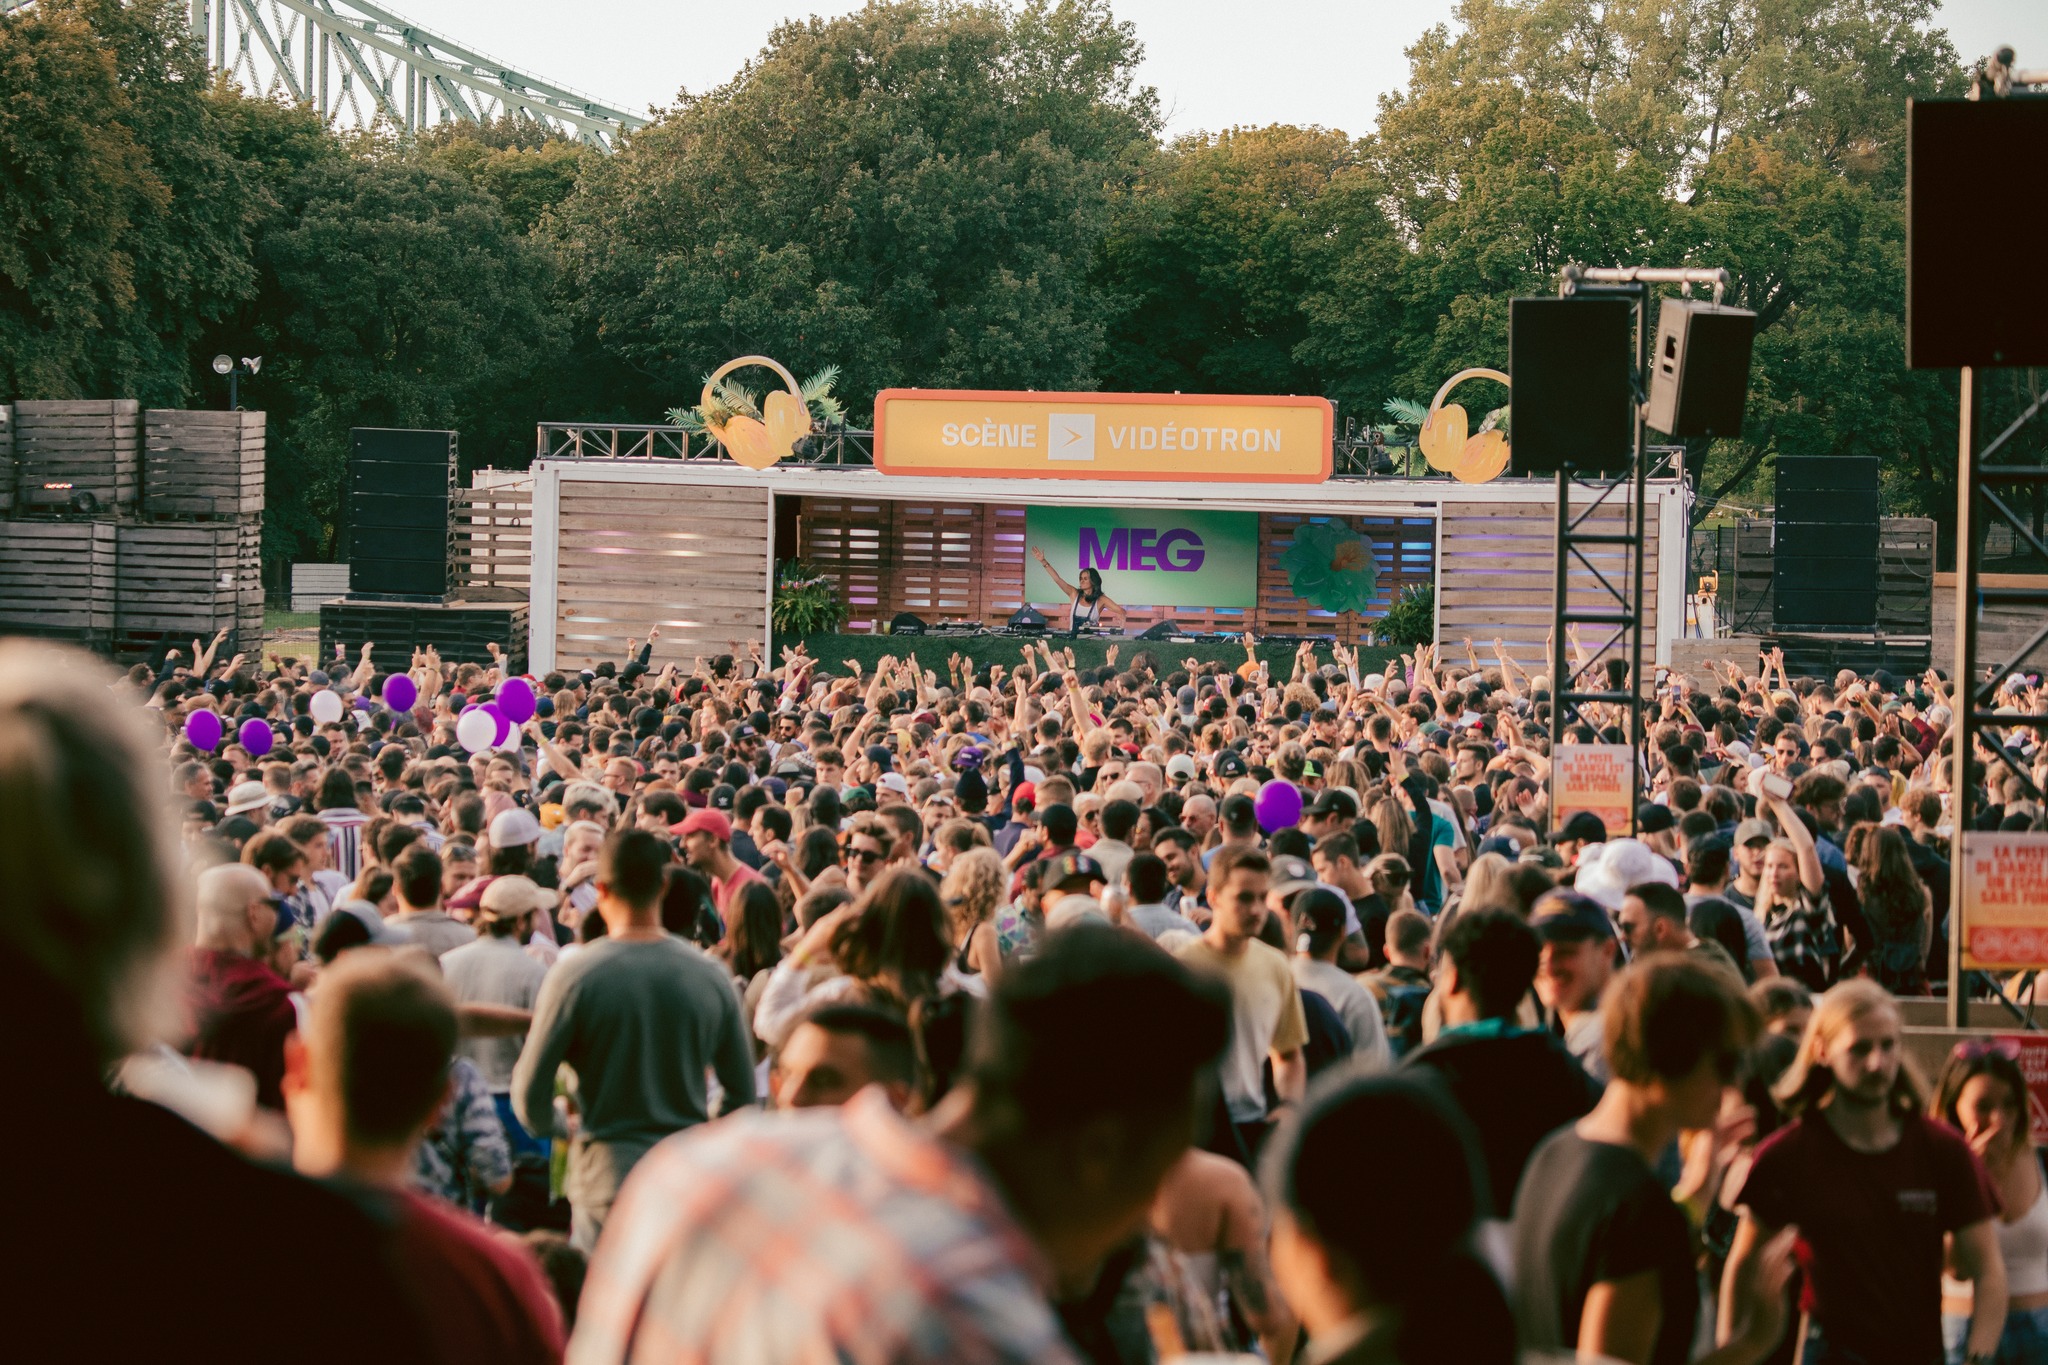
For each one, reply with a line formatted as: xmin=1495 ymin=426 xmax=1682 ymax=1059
xmin=1258 ymin=514 xmax=1438 ymax=643
xmin=143 ymin=410 xmax=264 ymax=517
xmin=1437 ymin=500 xmax=1660 ymax=672
xmin=110 ymin=522 xmax=264 ymax=660
xmin=554 ymin=480 xmax=769 ymax=670
xmin=0 ymin=521 xmax=116 ymax=646
xmin=453 ymin=484 xmax=532 ymax=597
xmin=0 ymin=406 xmax=13 ymax=515
xmin=13 ymin=400 xmax=139 ymax=511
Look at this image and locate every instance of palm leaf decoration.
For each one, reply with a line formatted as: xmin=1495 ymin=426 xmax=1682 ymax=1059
xmin=668 ymin=366 xmax=845 ymax=433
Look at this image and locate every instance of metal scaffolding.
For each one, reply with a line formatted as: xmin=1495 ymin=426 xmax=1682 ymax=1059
xmin=186 ymin=0 xmax=649 ymax=148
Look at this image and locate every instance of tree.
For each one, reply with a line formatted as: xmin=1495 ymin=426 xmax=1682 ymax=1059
xmin=1094 ymin=125 xmax=1359 ymax=397
xmin=546 ymin=0 xmax=1159 ymax=421
xmin=0 ymin=0 xmax=257 ymax=402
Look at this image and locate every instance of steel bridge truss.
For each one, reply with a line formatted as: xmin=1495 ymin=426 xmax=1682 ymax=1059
xmin=187 ymin=0 xmax=648 ymax=148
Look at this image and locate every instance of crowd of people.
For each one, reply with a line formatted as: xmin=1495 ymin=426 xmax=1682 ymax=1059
xmin=10 ymin=621 xmax=2048 ymax=1364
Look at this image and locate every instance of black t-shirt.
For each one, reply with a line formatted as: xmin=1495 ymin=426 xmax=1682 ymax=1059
xmin=1403 ymin=1027 xmax=1602 ymax=1217
xmin=1512 ymin=1129 xmax=1697 ymax=1365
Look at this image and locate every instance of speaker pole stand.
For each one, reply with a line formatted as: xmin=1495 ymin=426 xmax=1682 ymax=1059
xmin=1947 ymin=368 xmax=2048 ymax=1027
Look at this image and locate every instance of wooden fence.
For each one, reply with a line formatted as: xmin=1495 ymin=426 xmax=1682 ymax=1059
xmin=1706 ymin=516 xmax=1936 ymax=639
xmin=452 ymin=482 xmax=532 ymax=598
xmin=1436 ymin=499 xmax=1662 ymax=670
xmin=794 ymin=497 xmax=1439 ymax=641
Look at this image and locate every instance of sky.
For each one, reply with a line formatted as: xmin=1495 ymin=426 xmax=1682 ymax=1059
xmin=403 ymin=0 xmax=2045 ymax=137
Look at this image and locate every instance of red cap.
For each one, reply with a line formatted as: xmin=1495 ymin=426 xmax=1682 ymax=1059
xmin=1013 ymin=781 xmax=1036 ymax=809
xmin=671 ymin=809 xmax=732 ymax=841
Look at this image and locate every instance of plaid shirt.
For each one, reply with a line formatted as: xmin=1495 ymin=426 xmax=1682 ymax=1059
xmin=1762 ymin=891 xmax=1839 ymax=993
xmin=569 ymin=1089 xmax=1077 ymax=1365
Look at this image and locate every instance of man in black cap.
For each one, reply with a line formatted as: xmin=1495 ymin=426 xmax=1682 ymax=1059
xmin=1529 ymin=890 xmax=1620 ymax=1083
xmin=1040 ymin=849 xmax=1108 ymax=928
xmin=1552 ymin=810 xmax=1609 ymax=868
xmin=1299 ymin=787 xmax=1358 ymax=841
xmin=1634 ymin=801 xmax=1681 ymax=868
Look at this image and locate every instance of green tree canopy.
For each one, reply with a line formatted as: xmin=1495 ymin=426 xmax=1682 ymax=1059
xmin=547 ymin=0 xmax=1159 ymax=420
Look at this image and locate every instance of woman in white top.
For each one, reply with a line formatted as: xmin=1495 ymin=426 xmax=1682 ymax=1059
xmin=1288 ymin=887 xmax=1390 ymax=1073
xmin=1933 ymin=1040 xmax=2048 ymax=1364
xmin=1029 ymin=547 xmax=1124 ymax=634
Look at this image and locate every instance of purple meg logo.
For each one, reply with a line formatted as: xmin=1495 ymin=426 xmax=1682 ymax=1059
xmin=1079 ymin=526 xmax=1205 ymax=572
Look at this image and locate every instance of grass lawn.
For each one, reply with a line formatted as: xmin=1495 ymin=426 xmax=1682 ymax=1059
xmin=265 ymin=608 xmax=319 ymax=633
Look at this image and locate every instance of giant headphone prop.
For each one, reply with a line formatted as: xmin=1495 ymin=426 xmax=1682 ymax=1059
xmin=1417 ymin=367 xmax=1511 ymax=484
xmin=702 ymin=355 xmax=812 ymax=471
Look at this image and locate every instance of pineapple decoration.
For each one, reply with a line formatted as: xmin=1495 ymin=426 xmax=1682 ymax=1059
xmin=668 ymin=357 xmax=845 ymax=471
xmin=1418 ymin=367 xmax=1511 ymax=484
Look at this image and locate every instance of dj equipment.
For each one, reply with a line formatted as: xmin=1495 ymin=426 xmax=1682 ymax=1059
xmin=1139 ymin=620 xmax=1185 ymax=640
xmin=348 ymin=428 xmax=455 ymax=601
xmin=1509 ymin=296 xmax=1635 ymax=476
xmin=1006 ymin=606 xmax=1049 ymax=633
xmin=1908 ymin=98 xmax=2048 ymax=368
xmin=1645 ymin=299 xmax=1755 ymax=439
xmin=887 ymin=612 xmax=927 ymax=636
xmin=1773 ymin=456 xmax=1880 ymax=631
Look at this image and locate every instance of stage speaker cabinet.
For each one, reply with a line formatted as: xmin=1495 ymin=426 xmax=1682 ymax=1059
xmin=1645 ymin=299 xmax=1756 ymax=439
xmin=348 ymin=428 xmax=455 ymax=602
xmin=1139 ymin=620 xmax=1183 ymax=641
xmin=1006 ymin=607 xmax=1049 ymax=633
xmin=1773 ymin=456 xmax=1879 ymax=631
xmin=888 ymin=612 xmax=927 ymax=636
xmin=1509 ymin=296 xmax=1636 ymax=476
xmin=1908 ymin=98 xmax=2048 ymax=369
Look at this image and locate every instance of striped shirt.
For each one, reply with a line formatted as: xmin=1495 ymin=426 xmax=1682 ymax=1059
xmin=318 ymin=806 xmax=370 ymax=882
xmin=569 ymin=1089 xmax=1075 ymax=1365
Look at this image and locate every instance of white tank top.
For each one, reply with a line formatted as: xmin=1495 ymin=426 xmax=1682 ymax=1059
xmin=1945 ymin=1179 xmax=2048 ymax=1298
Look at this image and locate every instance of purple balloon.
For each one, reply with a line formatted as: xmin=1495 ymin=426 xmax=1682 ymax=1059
xmin=1254 ymin=779 xmax=1303 ymax=833
xmin=495 ymin=675 xmax=535 ymax=725
xmin=383 ymin=673 xmax=418 ymax=712
xmin=481 ymin=702 xmax=511 ymax=747
xmin=353 ymin=695 xmax=373 ymax=711
xmin=238 ymin=717 xmax=274 ymax=757
xmin=184 ymin=709 xmax=223 ymax=752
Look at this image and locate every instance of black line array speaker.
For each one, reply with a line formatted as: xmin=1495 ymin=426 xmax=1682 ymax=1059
xmin=1773 ymin=456 xmax=1880 ymax=631
xmin=1509 ymin=296 xmax=1636 ymax=475
xmin=1908 ymin=98 xmax=2048 ymax=369
xmin=1645 ymin=299 xmax=1756 ymax=439
xmin=349 ymin=428 xmax=455 ymax=601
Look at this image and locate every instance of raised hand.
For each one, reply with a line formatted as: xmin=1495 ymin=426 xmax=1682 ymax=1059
xmin=1105 ymin=644 xmax=1120 ymax=666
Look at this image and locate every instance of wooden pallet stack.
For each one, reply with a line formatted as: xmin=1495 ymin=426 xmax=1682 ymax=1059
xmin=0 ymin=521 xmax=117 ymax=649
xmin=0 ymin=400 xmax=265 ymax=662
xmin=12 ymin=400 xmax=140 ymax=512
xmin=0 ymin=405 xmax=14 ymax=515
xmin=143 ymin=410 xmax=265 ymax=518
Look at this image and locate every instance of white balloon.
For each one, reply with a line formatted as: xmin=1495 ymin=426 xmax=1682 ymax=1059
xmin=308 ymin=688 xmax=345 ymax=724
xmin=456 ymin=707 xmax=497 ymax=753
xmin=353 ymin=711 xmax=372 ymax=731
xmin=496 ymin=725 xmax=524 ymax=752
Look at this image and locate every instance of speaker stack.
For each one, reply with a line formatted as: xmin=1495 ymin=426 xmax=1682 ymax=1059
xmin=321 ymin=427 xmax=527 ymax=671
xmin=1508 ymin=297 xmax=1637 ymax=476
xmin=1772 ymin=456 xmax=1880 ymax=633
xmin=348 ymin=428 xmax=456 ymax=602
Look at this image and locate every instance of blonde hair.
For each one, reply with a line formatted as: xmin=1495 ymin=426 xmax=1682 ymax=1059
xmin=0 ymin=641 xmax=189 ymax=1066
xmin=1454 ymin=852 xmax=1516 ymax=914
xmin=940 ymin=847 xmax=1006 ymax=933
xmin=1774 ymin=978 xmax=1925 ymax=1119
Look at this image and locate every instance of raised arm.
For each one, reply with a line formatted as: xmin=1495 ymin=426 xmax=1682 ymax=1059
xmin=1030 ymin=546 xmax=1077 ymax=599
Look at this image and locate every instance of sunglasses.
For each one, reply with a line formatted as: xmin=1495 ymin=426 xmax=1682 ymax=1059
xmin=845 ymin=847 xmax=883 ymax=865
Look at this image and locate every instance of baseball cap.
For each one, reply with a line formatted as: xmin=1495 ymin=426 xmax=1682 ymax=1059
xmin=1635 ymin=802 xmax=1676 ymax=834
xmin=1734 ymin=817 xmax=1775 ymax=847
xmin=1166 ymin=753 xmax=1197 ymax=781
xmin=479 ymin=874 xmax=548 ymax=919
xmin=1176 ymin=685 xmax=1198 ymax=713
xmin=710 ymin=783 xmax=736 ymax=811
xmin=488 ymin=807 xmax=542 ymax=848
xmin=864 ymin=743 xmax=895 ymax=769
xmin=1307 ymin=788 xmax=1358 ymax=821
xmin=223 ymin=781 xmax=269 ymax=816
xmin=1557 ymin=811 xmax=1609 ymax=845
xmin=1270 ymin=855 xmax=1318 ymax=899
xmin=1531 ymin=891 xmax=1617 ymax=943
xmin=673 ymin=809 xmax=733 ymax=841
xmin=878 ymin=772 xmax=911 ymax=797
xmin=1213 ymin=749 xmax=1248 ymax=779
xmin=1045 ymin=849 xmax=1105 ymax=889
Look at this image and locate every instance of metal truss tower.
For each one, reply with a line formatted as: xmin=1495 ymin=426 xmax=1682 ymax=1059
xmin=189 ymin=0 xmax=649 ymax=148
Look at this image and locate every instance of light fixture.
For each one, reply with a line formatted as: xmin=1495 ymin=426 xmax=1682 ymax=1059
xmin=242 ymin=356 xmax=262 ymax=375
xmin=212 ymin=354 xmax=234 ymax=375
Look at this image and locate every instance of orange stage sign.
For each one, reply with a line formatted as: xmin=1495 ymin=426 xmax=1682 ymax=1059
xmin=873 ymin=389 xmax=1332 ymax=482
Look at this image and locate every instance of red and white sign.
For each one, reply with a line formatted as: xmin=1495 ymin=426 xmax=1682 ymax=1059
xmin=1962 ymin=833 xmax=2048 ymax=970
xmin=1553 ymin=743 xmax=1635 ymax=836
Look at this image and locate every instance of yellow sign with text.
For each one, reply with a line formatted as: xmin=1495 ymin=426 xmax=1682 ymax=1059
xmin=1553 ymin=743 xmax=1636 ymax=836
xmin=874 ymin=389 xmax=1332 ymax=482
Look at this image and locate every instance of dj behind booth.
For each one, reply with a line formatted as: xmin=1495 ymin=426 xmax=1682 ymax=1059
xmin=525 ymin=386 xmax=1691 ymax=676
